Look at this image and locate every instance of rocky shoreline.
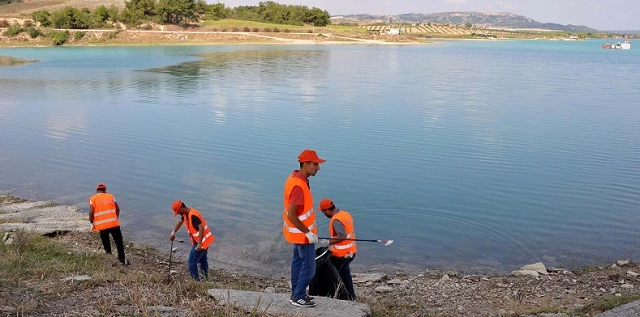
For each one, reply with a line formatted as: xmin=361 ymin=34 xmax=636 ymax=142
xmin=2 ymin=194 xmax=640 ymax=316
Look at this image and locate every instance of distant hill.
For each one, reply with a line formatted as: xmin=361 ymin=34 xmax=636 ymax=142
xmin=338 ymin=11 xmax=599 ymax=32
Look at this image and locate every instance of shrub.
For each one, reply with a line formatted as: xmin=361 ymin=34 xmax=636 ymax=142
xmin=273 ymin=27 xmax=280 ymax=33
xmin=252 ymin=27 xmax=259 ymax=32
xmin=0 ymin=20 xmax=10 ymax=28
xmin=307 ymin=29 xmax=313 ymax=33
xmin=231 ymin=27 xmax=238 ymax=32
xmin=140 ymin=24 xmax=152 ymax=30
xmin=31 ymin=10 xmax=51 ymax=27
xmin=73 ymin=31 xmax=85 ymax=40
xmin=26 ymin=26 xmax=42 ymax=38
xmin=106 ymin=31 xmax=119 ymax=39
xmin=262 ymin=27 xmax=271 ymax=32
xmin=242 ymin=26 xmax=249 ymax=32
xmin=23 ymin=20 xmax=33 ymax=27
xmin=4 ymin=24 xmax=24 ymax=37
xmin=50 ymin=30 xmax=69 ymax=46
xmin=220 ymin=28 xmax=227 ymax=32
xmin=283 ymin=28 xmax=290 ymax=33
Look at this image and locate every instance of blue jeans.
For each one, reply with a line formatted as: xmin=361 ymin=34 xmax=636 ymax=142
xmin=290 ymin=243 xmax=316 ymax=300
xmin=188 ymin=244 xmax=209 ymax=281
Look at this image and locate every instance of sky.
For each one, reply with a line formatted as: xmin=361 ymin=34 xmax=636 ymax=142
xmin=218 ymin=0 xmax=640 ymax=31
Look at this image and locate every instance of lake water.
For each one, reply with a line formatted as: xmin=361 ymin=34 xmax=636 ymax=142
xmin=1 ymin=40 xmax=639 ymax=275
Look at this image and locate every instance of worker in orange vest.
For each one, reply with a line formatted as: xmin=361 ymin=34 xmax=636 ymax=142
xmin=319 ymin=198 xmax=357 ymax=300
xmin=283 ymin=149 xmax=325 ymax=308
xmin=89 ymin=183 xmax=129 ymax=265
xmin=170 ymin=200 xmax=215 ymax=281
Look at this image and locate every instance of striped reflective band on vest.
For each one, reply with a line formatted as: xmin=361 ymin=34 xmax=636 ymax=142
xmin=192 ymin=225 xmax=213 ymax=240
xmin=332 ymin=232 xmax=355 ymax=249
xmin=283 ymin=208 xmax=315 ymax=233
xmin=93 ymin=209 xmax=118 ymax=226
xmin=332 ymin=242 xmax=355 ymax=250
xmin=284 ymin=222 xmax=315 ymax=233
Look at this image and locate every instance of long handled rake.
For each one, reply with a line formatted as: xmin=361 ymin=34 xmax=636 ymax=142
xmin=166 ymin=239 xmax=174 ymax=282
xmin=318 ymin=237 xmax=394 ymax=246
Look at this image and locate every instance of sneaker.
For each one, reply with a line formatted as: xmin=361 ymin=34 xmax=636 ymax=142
xmin=290 ymin=295 xmax=314 ymax=301
xmin=290 ymin=297 xmax=315 ymax=307
xmin=121 ymin=259 xmax=130 ymax=266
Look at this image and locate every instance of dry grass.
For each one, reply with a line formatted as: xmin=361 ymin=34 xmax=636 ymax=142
xmin=0 ymin=230 xmax=295 ymax=316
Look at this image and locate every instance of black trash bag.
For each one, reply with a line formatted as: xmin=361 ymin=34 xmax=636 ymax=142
xmin=308 ymin=247 xmax=350 ymax=300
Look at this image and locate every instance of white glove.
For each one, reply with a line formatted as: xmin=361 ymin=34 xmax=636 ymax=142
xmin=90 ymin=223 xmax=95 ymax=232
xmin=305 ymin=231 xmax=318 ymax=244
xmin=319 ymin=239 xmax=330 ymax=248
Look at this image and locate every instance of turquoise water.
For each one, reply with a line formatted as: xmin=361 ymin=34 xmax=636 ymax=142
xmin=1 ymin=40 xmax=639 ymax=274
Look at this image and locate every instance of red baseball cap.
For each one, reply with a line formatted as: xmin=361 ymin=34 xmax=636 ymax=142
xmin=171 ymin=200 xmax=183 ymax=216
xmin=96 ymin=183 xmax=107 ymax=190
xmin=319 ymin=198 xmax=334 ymax=210
xmin=297 ymin=149 xmax=326 ymax=164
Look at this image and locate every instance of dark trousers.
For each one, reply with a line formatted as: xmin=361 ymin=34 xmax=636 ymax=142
xmin=99 ymin=226 xmax=126 ymax=263
xmin=330 ymin=254 xmax=356 ymax=300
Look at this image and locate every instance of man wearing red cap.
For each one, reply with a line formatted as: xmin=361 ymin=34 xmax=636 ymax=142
xmin=89 ymin=183 xmax=129 ymax=265
xmin=319 ymin=198 xmax=357 ymax=300
xmin=282 ymin=149 xmax=325 ymax=307
xmin=169 ymin=200 xmax=215 ymax=281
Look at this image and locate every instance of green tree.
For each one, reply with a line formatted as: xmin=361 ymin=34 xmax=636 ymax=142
xmin=304 ymin=7 xmax=330 ymax=27
xmin=106 ymin=5 xmax=119 ymax=22
xmin=93 ymin=5 xmax=109 ymax=23
xmin=51 ymin=6 xmax=91 ymax=29
xmin=32 ymin=10 xmax=52 ymax=27
xmin=465 ymin=22 xmax=472 ymax=28
xmin=156 ymin=0 xmax=196 ymax=26
xmin=206 ymin=2 xmax=230 ymax=20
xmin=121 ymin=0 xmax=156 ymax=25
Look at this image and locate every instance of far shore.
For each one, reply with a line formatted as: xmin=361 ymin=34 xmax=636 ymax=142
xmin=0 ymin=28 xmax=433 ymax=48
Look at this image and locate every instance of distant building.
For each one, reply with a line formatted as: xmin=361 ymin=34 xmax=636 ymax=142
xmin=387 ymin=28 xmax=400 ymax=35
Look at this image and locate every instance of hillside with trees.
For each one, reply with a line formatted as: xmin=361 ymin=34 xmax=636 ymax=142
xmin=341 ymin=11 xmax=599 ymax=32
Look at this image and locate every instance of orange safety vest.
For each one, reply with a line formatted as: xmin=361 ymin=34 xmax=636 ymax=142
xmin=89 ymin=193 xmax=120 ymax=231
xmin=185 ymin=208 xmax=215 ymax=249
xmin=329 ymin=210 xmax=357 ymax=257
xmin=282 ymin=171 xmax=317 ymax=244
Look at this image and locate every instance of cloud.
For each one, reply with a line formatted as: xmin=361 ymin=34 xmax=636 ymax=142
xmin=444 ymin=0 xmax=468 ymax=4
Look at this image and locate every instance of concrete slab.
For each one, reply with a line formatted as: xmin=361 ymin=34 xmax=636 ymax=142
xmin=595 ymin=299 xmax=640 ymax=317
xmin=207 ymin=289 xmax=371 ymax=317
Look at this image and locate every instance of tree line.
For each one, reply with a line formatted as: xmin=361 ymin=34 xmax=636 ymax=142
xmin=28 ymin=0 xmax=331 ymax=29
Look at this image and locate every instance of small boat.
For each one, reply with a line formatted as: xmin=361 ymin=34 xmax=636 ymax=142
xmin=603 ymin=40 xmax=631 ymax=50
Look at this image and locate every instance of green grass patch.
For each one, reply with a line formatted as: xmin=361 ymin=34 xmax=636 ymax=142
xmin=579 ymin=295 xmax=640 ymax=315
xmin=0 ymin=231 xmax=105 ymax=282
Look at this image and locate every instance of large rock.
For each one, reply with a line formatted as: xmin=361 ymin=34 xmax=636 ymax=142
xmin=207 ymin=289 xmax=371 ymax=317
xmin=0 ymin=199 xmax=90 ymax=235
xmin=519 ymin=262 xmax=548 ymax=275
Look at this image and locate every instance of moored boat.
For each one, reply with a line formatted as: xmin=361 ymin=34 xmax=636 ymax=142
xmin=603 ymin=40 xmax=631 ymax=50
